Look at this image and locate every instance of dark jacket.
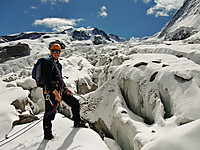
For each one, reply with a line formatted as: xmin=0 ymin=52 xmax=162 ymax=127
xmin=41 ymin=57 xmax=65 ymax=93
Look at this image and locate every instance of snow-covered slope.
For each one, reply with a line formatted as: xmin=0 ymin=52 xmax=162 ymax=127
xmin=1 ymin=113 xmax=109 ymax=150
xmin=158 ymin=0 xmax=200 ymax=41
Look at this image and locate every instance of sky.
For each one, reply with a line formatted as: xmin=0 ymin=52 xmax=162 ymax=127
xmin=0 ymin=0 xmax=185 ymax=40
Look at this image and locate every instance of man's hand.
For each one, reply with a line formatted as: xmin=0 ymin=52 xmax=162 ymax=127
xmin=52 ymin=89 xmax=62 ymax=102
xmin=66 ymin=88 xmax=72 ymax=95
xmin=64 ymin=86 xmax=73 ymax=95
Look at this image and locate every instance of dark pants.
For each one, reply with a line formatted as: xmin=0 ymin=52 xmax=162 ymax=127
xmin=43 ymin=90 xmax=81 ymax=136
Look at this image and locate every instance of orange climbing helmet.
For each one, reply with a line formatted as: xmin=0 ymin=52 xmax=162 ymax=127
xmin=50 ymin=43 xmax=61 ymax=51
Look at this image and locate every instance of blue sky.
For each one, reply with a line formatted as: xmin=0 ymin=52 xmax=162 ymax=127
xmin=0 ymin=0 xmax=184 ymax=40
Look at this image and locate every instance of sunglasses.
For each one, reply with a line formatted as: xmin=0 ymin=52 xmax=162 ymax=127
xmin=52 ymin=50 xmax=61 ymax=54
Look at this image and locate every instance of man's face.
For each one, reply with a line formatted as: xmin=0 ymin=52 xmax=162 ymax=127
xmin=51 ymin=50 xmax=61 ymax=59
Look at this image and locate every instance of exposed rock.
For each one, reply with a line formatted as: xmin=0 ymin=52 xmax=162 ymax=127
xmin=72 ymin=30 xmax=91 ymax=41
xmin=12 ymin=114 xmax=39 ymax=126
xmin=92 ymin=28 xmax=111 ymax=41
xmin=165 ymin=27 xmax=197 ymax=41
xmin=0 ymin=43 xmax=31 ymax=63
xmin=1 ymin=32 xmax=45 ymax=41
xmin=92 ymin=36 xmax=107 ymax=45
xmin=42 ymin=35 xmax=51 ymax=39
xmin=71 ymin=27 xmax=114 ymax=45
xmin=0 ymin=37 xmax=9 ymax=43
xmin=108 ymin=33 xmax=126 ymax=42
xmin=11 ymin=99 xmax=26 ymax=112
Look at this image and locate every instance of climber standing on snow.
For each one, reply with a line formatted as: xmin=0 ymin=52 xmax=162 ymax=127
xmin=41 ymin=43 xmax=86 ymax=140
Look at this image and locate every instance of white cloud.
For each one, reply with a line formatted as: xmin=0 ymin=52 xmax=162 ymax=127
xmin=41 ymin=0 xmax=70 ymax=5
xmin=33 ymin=18 xmax=83 ymax=31
xmin=143 ymin=0 xmax=151 ymax=4
xmin=30 ymin=6 xmax=37 ymax=9
xmin=98 ymin=6 xmax=108 ymax=18
xmin=23 ymin=6 xmax=37 ymax=14
xmin=59 ymin=0 xmax=70 ymax=2
xmin=146 ymin=0 xmax=185 ymax=17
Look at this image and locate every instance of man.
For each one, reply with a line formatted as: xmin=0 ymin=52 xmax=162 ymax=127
xmin=41 ymin=43 xmax=85 ymax=140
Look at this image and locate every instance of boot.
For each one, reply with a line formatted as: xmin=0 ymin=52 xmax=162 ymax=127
xmin=74 ymin=120 xmax=87 ymax=128
xmin=44 ymin=125 xmax=54 ymax=140
xmin=44 ymin=134 xmax=54 ymax=140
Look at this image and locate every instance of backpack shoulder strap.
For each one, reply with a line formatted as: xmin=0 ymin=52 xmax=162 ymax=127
xmin=45 ymin=58 xmax=61 ymax=75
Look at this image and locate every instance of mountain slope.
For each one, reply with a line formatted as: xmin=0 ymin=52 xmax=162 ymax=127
xmin=158 ymin=0 xmax=200 ymax=41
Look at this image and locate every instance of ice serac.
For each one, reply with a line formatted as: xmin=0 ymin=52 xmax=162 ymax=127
xmin=158 ymin=0 xmax=200 ymax=41
xmin=81 ymin=53 xmax=200 ymax=150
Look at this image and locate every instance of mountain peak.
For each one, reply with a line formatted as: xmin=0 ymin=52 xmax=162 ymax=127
xmin=0 ymin=27 xmax=126 ymax=44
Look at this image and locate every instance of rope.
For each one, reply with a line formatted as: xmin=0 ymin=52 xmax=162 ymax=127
xmin=0 ymin=103 xmax=59 ymax=148
xmin=0 ymin=115 xmax=43 ymax=143
xmin=0 ymin=93 xmax=87 ymax=147
xmin=0 ymin=116 xmax=43 ymax=147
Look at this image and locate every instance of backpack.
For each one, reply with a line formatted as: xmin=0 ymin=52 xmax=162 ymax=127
xmin=32 ymin=58 xmax=49 ymax=87
xmin=32 ymin=58 xmax=62 ymax=87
